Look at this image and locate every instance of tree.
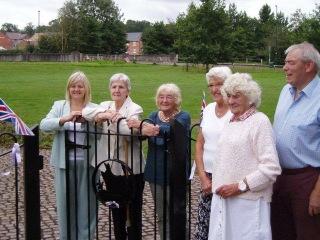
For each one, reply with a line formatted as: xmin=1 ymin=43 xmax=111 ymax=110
xmin=125 ymin=20 xmax=151 ymax=32
xmin=259 ymin=4 xmax=273 ymax=23
xmin=1 ymin=23 xmax=19 ymax=32
xmin=38 ymin=35 xmax=60 ymax=53
xmin=142 ymin=21 xmax=176 ymax=54
xmin=227 ymin=4 xmax=258 ymax=61
xmin=175 ymin=0 xmax=231 ymax=70
xmin=23 ymin=23 xmax=35 ymax=37
xmin=53 ymin=0 xmax=126 ymax=53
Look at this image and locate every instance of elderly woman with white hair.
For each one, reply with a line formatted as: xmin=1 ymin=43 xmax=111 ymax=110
xmin=194 ymin=66 xmax=233 ymax=240
xmin=208 ymin=73 xmax=281 ymax=240
xmin=82 ymin=73 xmax=145 ymax=240
xmin=128 ymin=83 xmax=191 ymax=239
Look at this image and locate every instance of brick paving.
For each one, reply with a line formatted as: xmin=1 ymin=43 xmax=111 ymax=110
xmin=0 ymin=149 xmax=201 ymax=239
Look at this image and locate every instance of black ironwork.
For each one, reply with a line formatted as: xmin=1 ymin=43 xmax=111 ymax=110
xmin=0 ymin=132 xmax=19 ymax=240
xmin=23 ymin=125 xmax=43 ymax=240
xmin=168 ymin=119 xmax=189 ymax=240
xmin=60 ymin=118 xmax=199 ymax=240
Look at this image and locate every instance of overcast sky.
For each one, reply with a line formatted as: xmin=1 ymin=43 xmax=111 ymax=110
xmin=0 ymin=0 xmax=318 ymax=29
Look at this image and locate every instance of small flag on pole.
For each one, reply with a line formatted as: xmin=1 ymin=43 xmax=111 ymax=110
xmin=200 ymin=90 xmax=207 ymax=120
xmin=0 ymin=98 xmax=34 ymax=136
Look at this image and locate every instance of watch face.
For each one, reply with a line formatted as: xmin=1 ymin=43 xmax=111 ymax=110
xmin=239 ymin=181 xmax=246 ymax=191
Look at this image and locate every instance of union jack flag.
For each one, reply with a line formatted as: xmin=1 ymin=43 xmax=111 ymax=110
xmin=0 ymin=98 xmax=34 ymax=136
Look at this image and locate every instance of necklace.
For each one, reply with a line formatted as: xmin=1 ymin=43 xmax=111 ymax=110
xmin=215 ymin=105 xmax=228 ymax=118
xmin=158 ymin=110 xmax=179 ymax=122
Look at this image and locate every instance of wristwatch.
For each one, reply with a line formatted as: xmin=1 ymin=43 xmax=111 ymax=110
xmin=238 ymin=179 xmax=249 ymax=193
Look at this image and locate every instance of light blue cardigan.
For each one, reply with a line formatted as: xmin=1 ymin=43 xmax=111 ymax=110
xmin=40 ymin=100 xmax=99 ymax=169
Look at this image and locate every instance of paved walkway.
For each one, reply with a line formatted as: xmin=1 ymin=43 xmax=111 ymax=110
xmin=0 ymin=149 xmax=201 ymax=239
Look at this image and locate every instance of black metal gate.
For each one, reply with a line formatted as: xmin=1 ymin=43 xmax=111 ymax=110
xmin=61 ymin=118 xmax=196 ymax=240
xmin=0 ymin=121 xmax=200 ymax=240
xmin=0 ymin=126 xmax=42 ymax=240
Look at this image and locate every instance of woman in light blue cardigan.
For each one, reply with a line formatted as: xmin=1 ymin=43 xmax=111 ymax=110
xmin=40 ymin=71 xmax=97 ymax=240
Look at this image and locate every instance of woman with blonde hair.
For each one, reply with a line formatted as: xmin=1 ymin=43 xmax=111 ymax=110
xmin=40 ymin=71 xmax=97 ymax=240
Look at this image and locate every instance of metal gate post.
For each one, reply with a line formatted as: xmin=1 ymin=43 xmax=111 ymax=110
xmin=23 ymin=125 xmax=43 ymax=240
xmin=169 ymin=119 xmax=189 ymax=240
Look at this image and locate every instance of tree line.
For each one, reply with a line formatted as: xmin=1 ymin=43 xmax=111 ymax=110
xmin=1 ymin=0 xmax=319 ymax=66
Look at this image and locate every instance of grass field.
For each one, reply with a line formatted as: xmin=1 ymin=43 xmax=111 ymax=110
xmin=0 ymin=61 xmax=286 ymax=127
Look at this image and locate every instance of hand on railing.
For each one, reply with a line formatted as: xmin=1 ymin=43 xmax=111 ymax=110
xmin=94 ymin=110 xmax=122 ymax=123
xmin=127 ymin=119 xmax=159 ymax=136
xmin=59 ymin=111 xmax=82 ymax=126
xmin=141 ymin=124 xmax=160 ymax=137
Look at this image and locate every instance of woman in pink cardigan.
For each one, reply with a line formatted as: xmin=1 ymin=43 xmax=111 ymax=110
xmin=208 ymin=73 xmax=281 ymax=240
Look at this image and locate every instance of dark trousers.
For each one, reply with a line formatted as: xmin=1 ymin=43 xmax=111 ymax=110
xmin=112 ymin=174 xmax=145 ymax=240
xmin=271 ymin=167 xmax=320 ymax=240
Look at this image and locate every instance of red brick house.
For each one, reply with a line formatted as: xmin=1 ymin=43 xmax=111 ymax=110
xmin=0 ymin=32 xmax=12 ymax=50
xmin=7 ymin=32 xmax=28 ymax=49
xmin=126 ymin=32 xmax=143 ymax=55
xmin=0 ymin=32 xmax=28 ymax=50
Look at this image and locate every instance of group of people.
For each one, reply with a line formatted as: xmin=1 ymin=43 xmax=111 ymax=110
xmin=40 ymin=71 xmax=189 ymax=239
xmin=40 ymin=41 xmax=320 ymax=240
xmin=194 ymin=41 xmax=320 ymax=240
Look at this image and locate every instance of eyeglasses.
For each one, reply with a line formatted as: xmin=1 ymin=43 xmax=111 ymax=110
xmin=158 ymin=95 xmax=175 ymax=101
xmin=208 ymin=83 xmax=223 ymax=88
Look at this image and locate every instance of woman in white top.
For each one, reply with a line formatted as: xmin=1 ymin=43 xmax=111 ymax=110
xmin=82 ymin=73 xmax=144 ymax=240
xmin=194 ymin=66 xmax=233 ymax=240
xmin=208 ymin=73 xmax=281 ymax=240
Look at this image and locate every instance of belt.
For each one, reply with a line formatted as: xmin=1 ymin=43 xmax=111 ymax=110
xmin=282 ymin=166 xmax=320 ymax=175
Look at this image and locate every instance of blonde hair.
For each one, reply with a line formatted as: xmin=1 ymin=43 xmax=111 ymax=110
xmin=65 ymin=71 xmax=91 ymax=104
xmin=155 ymin=83 xmax=182 ymax=111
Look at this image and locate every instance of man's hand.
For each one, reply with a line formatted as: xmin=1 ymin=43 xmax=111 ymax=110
xmin=309 ymin=189 xmax=320 ymax=216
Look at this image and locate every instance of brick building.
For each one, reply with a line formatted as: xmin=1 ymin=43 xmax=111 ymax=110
xmin=126 ymin=32 xmax=143 ymax=55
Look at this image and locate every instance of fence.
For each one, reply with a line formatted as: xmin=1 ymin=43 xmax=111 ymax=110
xmin=0 ymin=120 xmax=199 ymax=239
xmin=62 ymin=118 xmax=194 ymax=239
xmin=0 ymin=126 xmax=42 ymax=240
xmin=0 ymin=52 xmax=178 ymax=64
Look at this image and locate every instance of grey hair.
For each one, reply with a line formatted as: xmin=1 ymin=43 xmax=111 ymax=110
xmin=205 ymin=66 xmax=232 ymax=83
xmin=109 ymin=73 xmax=131 ymax=91
xmin=155 ymin=83 xmax=182 ymax=111
xmin=285 ymin=42 xmax=320 ymax=74
xmin=65 ymin=71 xmax=91 ymax=104
xmin=221 ymin=73 xmax=262 ymax=108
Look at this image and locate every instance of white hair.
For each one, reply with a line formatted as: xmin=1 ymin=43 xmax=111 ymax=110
xmin=205 ymin=66 xmax=232 ymax=83
xmin=285 ymin=42 xmax=320 ymax=74
xmin=221 ymin=73 xmax=262 ymax=108
xmin=155 ymin=83 xmax=182 ymax=111
xmin=109 ymin=73 xmax=131 ymax=91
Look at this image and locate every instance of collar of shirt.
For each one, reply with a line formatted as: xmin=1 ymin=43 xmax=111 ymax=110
xmin=289 ymin=75 xmax=320 ymax=100
xmin=230 ymin=106 xmax=256 ymax=122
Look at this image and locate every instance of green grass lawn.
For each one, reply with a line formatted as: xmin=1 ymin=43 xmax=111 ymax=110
xmin=0 ymin=61 xmax=286 ymax=126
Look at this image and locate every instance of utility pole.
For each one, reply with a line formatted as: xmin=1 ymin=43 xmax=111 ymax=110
xmin=38 ymin=10 xmax=40 ymax=27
